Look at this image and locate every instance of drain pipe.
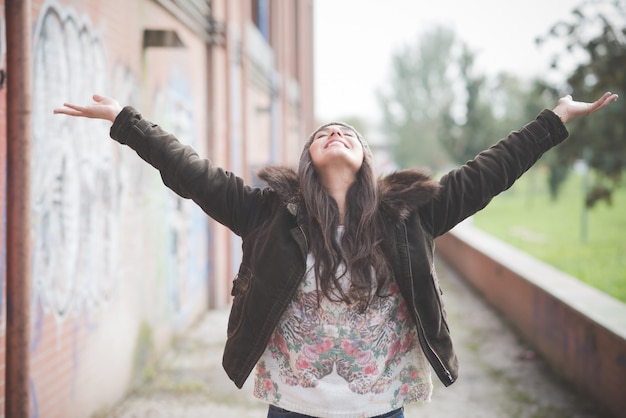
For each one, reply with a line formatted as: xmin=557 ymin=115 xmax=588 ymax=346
xmin=5 ymin=0 xmax=33 ymax=417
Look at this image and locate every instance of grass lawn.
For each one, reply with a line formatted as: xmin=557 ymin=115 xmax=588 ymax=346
xmin=472 ymin=165 xmax=626 ymax=304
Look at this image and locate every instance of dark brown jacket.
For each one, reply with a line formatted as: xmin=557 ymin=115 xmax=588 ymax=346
xmin=110 ymin=107 xmax=568 ymax=389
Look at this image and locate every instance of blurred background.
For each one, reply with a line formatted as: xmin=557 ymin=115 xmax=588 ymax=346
xmin=315 ymin=0 xmax=625 ymax=305
xmin=1 ymin=0 xmax=624 ymax=417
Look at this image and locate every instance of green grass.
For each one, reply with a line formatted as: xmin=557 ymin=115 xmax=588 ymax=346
xmin=472 ymin=165 xmax=626 ymax=303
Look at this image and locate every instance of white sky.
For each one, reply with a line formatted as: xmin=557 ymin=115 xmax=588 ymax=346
xmin=313 ymin=0 xmax=585 ymax=123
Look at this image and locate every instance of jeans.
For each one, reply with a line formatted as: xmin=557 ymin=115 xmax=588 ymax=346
xmin=267 ymin=405 xmax=404 ymax=418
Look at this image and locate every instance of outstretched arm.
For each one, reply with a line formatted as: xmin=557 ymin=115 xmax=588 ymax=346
xmin=552 ymin=91 xmax=618 ymax=124
xmin=53 ymin=94 xmax=122 ymax=123
xmin=54 ymin=96 xmax=269 ymax=236
xmin=424 ymin=91 xmax=619 ymax=237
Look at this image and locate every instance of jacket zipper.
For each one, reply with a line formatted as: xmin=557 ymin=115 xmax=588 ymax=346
xmin=296 ymin=223 xmax=308 ymax=263
xmin=402 ymin=225 xmax=454 ymax=384
xmin=298 ymin=224 xmax=308 ymax=251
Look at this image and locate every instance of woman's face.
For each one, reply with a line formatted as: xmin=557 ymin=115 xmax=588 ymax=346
xmin=309 ymin=124 xmax=364 ymax=177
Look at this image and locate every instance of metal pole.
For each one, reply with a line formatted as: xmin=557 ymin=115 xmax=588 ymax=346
xmin=6 ymin=0 xmax=33 ymax=416
xmin=581 ymin=148 xmax=591 ymax=244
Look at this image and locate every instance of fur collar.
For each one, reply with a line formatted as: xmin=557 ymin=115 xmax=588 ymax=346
xmin=257 ymin=166 xmax=441 ymax=222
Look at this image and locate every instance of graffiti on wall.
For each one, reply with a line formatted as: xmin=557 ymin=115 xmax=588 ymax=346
xmin=24 ymin=1 xmax=212 ymax=416
xmin=31 ymin=2 xmax=210 ymax=324
xmin=152 ymin=68 xmax=209 ymax=326
xmin=31 ymin=4 xmax=120 ymax=321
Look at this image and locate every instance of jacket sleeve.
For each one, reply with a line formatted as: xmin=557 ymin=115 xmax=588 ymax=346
xmin=110 ymin=106 xmax=270 ymax=236
xmin=420 ymin=109 xmax=569 ymax=238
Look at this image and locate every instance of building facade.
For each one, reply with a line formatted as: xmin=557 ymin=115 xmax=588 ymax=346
xmin=0 ymin=0 xmax=315 ymax=416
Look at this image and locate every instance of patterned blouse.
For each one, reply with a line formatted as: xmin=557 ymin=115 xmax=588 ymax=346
xmin=254 ymin=232 xmax=432 ymax=418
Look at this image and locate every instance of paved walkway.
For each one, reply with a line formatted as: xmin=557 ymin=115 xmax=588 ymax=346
xmin=102 ymin=259 xmax=606 ymax=418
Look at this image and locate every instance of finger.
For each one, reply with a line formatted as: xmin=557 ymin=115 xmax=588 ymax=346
xmin=588 ymin=93 xmax=618 ymax=114
xmin=52 ymin=107 xmax=73 ymax=115
xmin=61 ymin=102 xmax=85 ymax=112
xmin=53 ymin=109 xmax=84 ymax=117
xmin=599 ymin=92 xmax=618 ymax=105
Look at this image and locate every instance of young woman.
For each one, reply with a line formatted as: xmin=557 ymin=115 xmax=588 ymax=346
xmin=55 ymin=92 xmax=618 ymax=418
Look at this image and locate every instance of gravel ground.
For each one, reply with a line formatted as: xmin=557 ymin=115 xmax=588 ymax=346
xmin=100 ymin=258 xmax=609 ymax=418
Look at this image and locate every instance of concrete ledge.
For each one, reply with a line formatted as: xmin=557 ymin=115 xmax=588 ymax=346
xmin=435 ymin=222 xmax=626 ymax=418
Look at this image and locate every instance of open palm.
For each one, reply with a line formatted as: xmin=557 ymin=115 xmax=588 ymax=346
xmin=553 ymin=92 xmax=618 ymax=123
xmin=53 ymin=94 xmax=122 ymax=123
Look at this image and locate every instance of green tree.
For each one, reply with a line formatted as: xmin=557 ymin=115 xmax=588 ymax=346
xmin=537 ymin=0 xmax=626 ymax=204
xmin=438 ymin=54 xmax=549 ymax=166
xmin=377 ymin=26 xmax=549 ymax=171
xmin=376 ymin=26 xmax=459 ymax=170
xmin=438 ymin=45 xmax=492 ymax=165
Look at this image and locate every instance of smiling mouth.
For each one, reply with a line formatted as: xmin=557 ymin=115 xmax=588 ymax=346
xmin=324 ymin=140 xmax=347 ymax=149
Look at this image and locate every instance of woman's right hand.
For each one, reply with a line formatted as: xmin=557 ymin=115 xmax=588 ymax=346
xmin=53 ymin=94 xmax=123 ymax=123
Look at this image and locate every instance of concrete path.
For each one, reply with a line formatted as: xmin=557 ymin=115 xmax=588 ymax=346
xmin=100 ymin=259 xmax=607 ymax=418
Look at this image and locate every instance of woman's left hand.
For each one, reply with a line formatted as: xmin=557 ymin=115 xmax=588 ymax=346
xmin=552 ymin=91 xmax=618 ymax=124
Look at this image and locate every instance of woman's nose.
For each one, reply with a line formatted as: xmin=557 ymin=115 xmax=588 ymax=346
xmin=328 ymin=127 xmax=343 ymax=137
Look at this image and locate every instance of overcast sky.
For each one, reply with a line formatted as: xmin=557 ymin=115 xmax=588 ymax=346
xmin=313 ymin=0 xmax=585 ymax=123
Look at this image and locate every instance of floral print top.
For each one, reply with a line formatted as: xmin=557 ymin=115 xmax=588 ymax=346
xmin=254 ymin=244 xmax=433 ymax=418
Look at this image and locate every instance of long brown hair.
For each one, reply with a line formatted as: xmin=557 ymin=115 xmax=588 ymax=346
xmin=298 ymin=123 xmax=392 ymax=311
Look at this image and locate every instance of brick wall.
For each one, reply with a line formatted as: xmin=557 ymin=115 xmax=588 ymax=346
xmin=25 ymin=1 xmax=211 ymax=416
xmin=0 ymin=0 xmax=315 ymax=416
xmin=436 ymin=223 xmax=626 ymax=418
